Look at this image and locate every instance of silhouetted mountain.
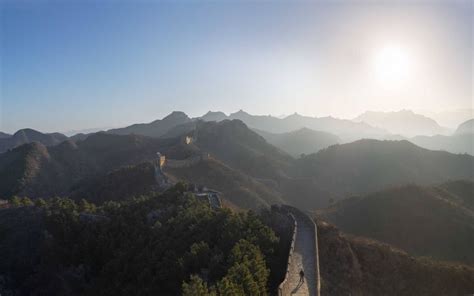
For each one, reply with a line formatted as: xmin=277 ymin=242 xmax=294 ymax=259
xmin=107 ymin=111 xmax=191 ymax=137
xmin=69 ymin=132 xmax=91 ymax=142
xmin=317 ymin=219 xmax=474 ymax=295
xmin=455 ymin=118 xmax=474 ymax=135
xmin=406 ymin=118 xmax=473 ymax=155
xmin=192 ymin=120 xmax=294 ymax=179
xmin=0 ymin=132 xmax=11 ymax=139
xmin=295 ymin=139 xmax=474 ymax=197
xmin=354 ymin=110 xmax=448 ymax=137
xmin=160 ymin=121 xmax=197 ymax=139
xmin=200 ymin=111 xmax=228 ymax=122
xmin=410 ymin=133 xmax=473 ymax=155
xmin=199 ymin=110 xmax=387 ymax=142
xmin=62 ymin=127 xmax=110 ymax=137
xmin=427 ymin=108 xmax=474 ymax=129
xmin=319 ymin=181 xmax=474 ymax=264
xmin=165 ymin=157 xmax=285 ymax=209
xmin=254 ymin=127 xmax=340 ymax=157
xmin=0 ymin=133 xmax=180 ymax=198
xmin=0 ymin=128 xmax=68 ymax=153
xmin=2 ymin=121 xmax=473 ymax=213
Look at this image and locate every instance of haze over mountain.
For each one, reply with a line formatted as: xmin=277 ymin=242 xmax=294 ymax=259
xmin=423 ymin=108 xmax=474 ymax=129
xmin=353 ymin=110 xmax=449 ymax=137
xmin=319 ymin=181 xmax=474 ymax=264
xmin=3 ymin=118 xmax=473 ymax=211
xmin=0 ymin=129 xmax=68 ymax=153
xmin=3 ymin=0 xmax=473 ymax=294
xmin=102 ymin=110 xmax=388 ymax=143
xmin=254 ymin=128 xmax=340 ymax=157
xmin=455 ymin=118 xmax=474 ymax=135
xmin=408 ymin=118 xmax=474 ymax=155
xmin=2 ymin=112 xmax=474 ymax=295
xmin=224 ymin=110 xmax=388 ymax=142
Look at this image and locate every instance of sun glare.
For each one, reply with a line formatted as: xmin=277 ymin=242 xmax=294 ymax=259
xmin=372 ymin=44 xmax=415 ymax=88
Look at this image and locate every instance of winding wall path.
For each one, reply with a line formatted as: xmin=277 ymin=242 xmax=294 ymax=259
xmin=279 ymin=206 xmax=320 ymax=296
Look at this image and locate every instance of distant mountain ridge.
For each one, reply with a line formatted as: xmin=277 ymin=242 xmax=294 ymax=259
xmin=0 ymin=133 xmax=180 ymax=199
xmin=107 ymin=111 xmax=191 ymax=137
xmin=354 ymin=110 xmax=449 ymax=137
xmin=104 ymin=110 xmax=388 ymax=142
xmin=212 ymin=110 xmax=388 ymax=142
xmin=455 ymin=118 xmax=474 ymax=135
xmin=254 ymin=127 xmax=340 ymax=157
xmin=295 ymin=139 xmax=474 ymax=198
xmin=0 ymin=132 xmax=11 ymax=139
xmin=2 ymin=120 xmax=473 ymax=211
xmin=407 ymin=119 xmax=474 ymax=155
xmin=0 ymin=128 xmax=68 ymax=153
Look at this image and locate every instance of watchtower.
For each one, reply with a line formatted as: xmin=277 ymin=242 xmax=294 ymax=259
xmin=155 ymin=152 xmax=166 ymax=170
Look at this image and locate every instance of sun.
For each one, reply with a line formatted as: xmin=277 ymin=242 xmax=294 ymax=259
xmin=372 ymin=44 xmax=415 ymax=88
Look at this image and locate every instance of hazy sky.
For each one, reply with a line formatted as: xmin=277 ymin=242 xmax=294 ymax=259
xmin=1 ymin=0 xmax=472 ymax=133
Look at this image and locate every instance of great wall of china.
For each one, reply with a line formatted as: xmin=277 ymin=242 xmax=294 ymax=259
xmin=153 ymin=151 xmax=221 ymax=209
xmin=277 ymin=205 xmax=321 ymax=296
xmin=154 ymin=146 xmax=320 ymax=295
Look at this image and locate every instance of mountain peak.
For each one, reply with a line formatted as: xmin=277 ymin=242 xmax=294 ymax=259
xmin=13 ymin=128 xmax=43 ymax=137
xmin=201 ymin=111 xmax=228 ymax=122
xmin=286 ymin=112 xmax=304 ymax=119
xmin=231 ymin=109 xmax=250 ymax=116
xmin=455 ymin=118 xmax=474 ymax=135
xmin=162 ymin=111 xmax=190 ymax=122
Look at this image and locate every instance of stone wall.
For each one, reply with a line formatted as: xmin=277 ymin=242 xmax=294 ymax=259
xmin=303 ymin=210 xmax=321 ymax=296
xmin=277 ymin=212 xmax=297 ymax=296
xmin=278 ymin=205 xmax=321 ymax=296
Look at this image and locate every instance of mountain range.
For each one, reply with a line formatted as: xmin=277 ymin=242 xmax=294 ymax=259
xmin=2 ymin=110 xmax=472 ymax=157
xmin=0 ymin=129 xmax=68 ymax=153
xmin=1 ymin=119 xmax=473 ymax=210
xmin=253 ymin=128 xmax=340 ymax=157
xmin=1 ymin=111 xmax=474 ymax=291
xmin=455 ymin=118 xmax=474 ymax=135
xmin=408 ymin=118 xmax=473 ymax=155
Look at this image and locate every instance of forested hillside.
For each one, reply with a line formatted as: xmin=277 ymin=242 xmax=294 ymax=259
xmin=295 ymin=139 xmax=474 ymax=197
xmin=319 ymin=181 xmax=474 ymax=264
xmin=0 ymin=185 xmax=290 ymax=296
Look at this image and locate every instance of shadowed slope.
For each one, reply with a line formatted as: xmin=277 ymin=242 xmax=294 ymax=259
xmin=319 ymin=181 xmax=474 ymax=264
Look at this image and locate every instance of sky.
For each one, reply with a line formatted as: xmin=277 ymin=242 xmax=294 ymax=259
xmin=1 ymin=0 xmax=472 ymax=133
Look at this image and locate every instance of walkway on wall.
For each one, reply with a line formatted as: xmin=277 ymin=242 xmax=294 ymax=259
xmin=286 ymin=210 xmax=319 ymax=296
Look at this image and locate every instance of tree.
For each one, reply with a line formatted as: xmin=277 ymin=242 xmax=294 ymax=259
xmin=220 ymin=239 xmax=269 ymax=296
xmin=182 ymin=275 xmax=215 ymax=296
